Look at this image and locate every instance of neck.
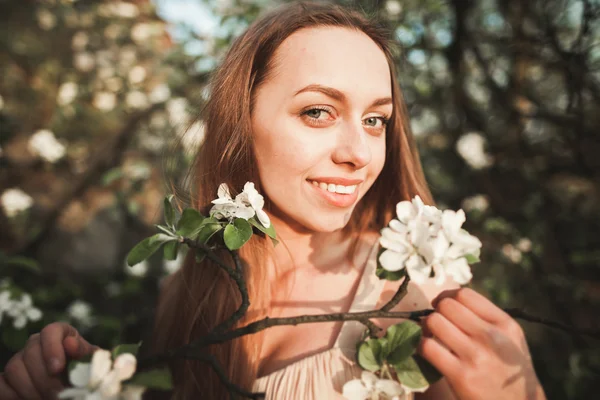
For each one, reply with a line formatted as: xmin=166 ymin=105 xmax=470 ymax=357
xmin=267 ymin=214 xmax=355 ymax=275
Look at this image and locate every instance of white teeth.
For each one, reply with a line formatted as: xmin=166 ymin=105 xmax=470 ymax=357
xmin=309 ymin=180 xmax=358 ymax=195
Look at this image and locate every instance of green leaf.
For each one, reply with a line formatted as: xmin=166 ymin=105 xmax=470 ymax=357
xmin=375 ymin=264 xmax=406 ymax=281
xmin=248 ymin=217 xmax=278 ymax=246
xmin=127 ymin=367 xmax=173 ymax=390
xmin=164 ymin=195 xmax=176 ymax=228
xmin=196 ymin=222 xmax=223 ymax=245
xmin=392 ymin=355 xmax=441 ymax=391
xmin=0 ymin=255 xmax=41 ymax=274
xmin=248 ymin=217 xmax=276 ymax=239
xmin=357 ymin=338 xmax=383 ymax=372
xmin=223 ymin=218 xmax=253 ymax=250
xmin=163 ymin=241 xmax=180 ymax=261
xmin=465 ymin=248 xmax=481 ymax=264
xmin=112 ymin=343 xmax=141 ymax=358
xmin=384 ymin=321 xmax=422 ymax=364
xmin=101 ymin=168 xmax=123 ymax=186
xmin=176 ymin=208 xmax=205 ymax=237
xmin=127 ymin=234 xmax=175 ymax=266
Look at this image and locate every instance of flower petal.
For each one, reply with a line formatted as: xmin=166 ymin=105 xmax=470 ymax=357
xmin=405 ymin=254 xmax=432 ymax=284
xmin=256 ymin=209 xmax=271 ymax=228
xmin=89 ymin=349 xmax=112 ymax=387
xmin=217 ymin=183 xmax=231 ymax=200
xmin=380 ymin=228 xmax=410 ymax=254
xmin=396 ymin=200 xmax=416 ymax=224
xmin=388 ymin=219 xmax=408 ymax=234
xmin=342 ymin=379 xmax=371 ymax=400
xmin=98 ymin=370 xmax=122 ymax=398
xmin=57 ymin=387 xmax=89 ymax=400
xmin=112 ymin=353 xmax=137 ymax=381
xmin=27 ymin=307 xmax=42 ymax=321
xmin=442 ymin=209 xmax=465 ymax=239
xmin=376 ymin=379 xmax=404 ymax=396
xmin=69 ymin=362 xmax=92 ymax=388
xmin=379 ymin=249 xmax=409 ymax=272
xmin=444 ymin=258 xmax=473 ymax=285
xmin=361 ymin=371 xmax=379 ymax=389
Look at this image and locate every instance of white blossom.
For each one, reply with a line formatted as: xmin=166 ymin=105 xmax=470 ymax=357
xmin=379 ymin=196 xmax=481 ymax=285
xmin=126 ymin=260 xmax=148 ymax=278
xmin=210 ymin=182 xmax=271 ymax=228
xmin=28 ymin=129 xmax=66 ymax=163
xmin=125 ymin=91 xmax=149 ymax=110
xmin=98 ymin=2 xmax=139 ymax=19
xmin=67 ymin=300 xmax=94 ymax=328
xmin=516 ymin=238 xmax=532 ymax=253
xmin=1 ymin=188 xmax=34 ymax=218
xmin=131 ymin=23 xmax=152 ymax=43
xmin=502 ymin=244 xmax=523 ymax=263
xmin=74 ymin=52 xmax=95 ymax=72
xmin=164 ymin=252 xmax=184 ymax=275
xmin=58 ymin=349 xmax=144 ymax=400
xmin=72 ymin=31 xmax=89 ymax=51
xmin=149 ymin=84 xmax=170 ymax=104
xmin=461 ymin=194 xmax=489 ymax=212
xmin=166 ymin=98 xmax=189 ymax=125
xmin=343 ymin=371 xmax=406 ymax=400
xmin=5 ymin=293 xmax=43 ymax=329
xmin=128 ymin=66 xmax=146 ymax=85
xmin=456 ymin=132 xmax=494 ymax=170
xmin=58 ymin=82 xmax=78 ymax=106
xmin=93 ymin=92 xmax=117 ymax=111
xmin=180 ymin=121 xmax=205 ymax=152
xmin=385 ymin=1 xmax=402 ymax=17
xmin=36 ymin=8 xmax=56 ymax=30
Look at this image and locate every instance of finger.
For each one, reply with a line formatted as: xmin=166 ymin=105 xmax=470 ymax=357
xmin=434 ymin=288 xmax=512 ymax=326
xmin=63 ymin=335 xmax=98 ymax=359
xmin=418 ymin=336 xmax=461 ymax=380
xmin=3 ymin=352 xmax=44 ymax=399
xmin=423 ymin=312 xmax=476 ymax=359
xmin=0 ymin=374 xmax=19 ymax=400
xmin=39 ymin=323 xmax=79 ymax=374
xmin=436 ymin=297 xmax=492 ymax=338
xmin=23 ymin=339 xmax=66 ymax=399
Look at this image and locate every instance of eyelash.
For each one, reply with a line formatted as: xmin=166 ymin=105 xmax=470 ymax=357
xmin=300 ymin=106 xmax=390 ymax=129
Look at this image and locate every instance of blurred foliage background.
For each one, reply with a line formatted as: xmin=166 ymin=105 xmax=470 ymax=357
xmin=0 ymin=0 xmax=599 ymax=399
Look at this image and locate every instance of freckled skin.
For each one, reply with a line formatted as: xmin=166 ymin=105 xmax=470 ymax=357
xmin=251 ymin=27 xmax=392 ymax=234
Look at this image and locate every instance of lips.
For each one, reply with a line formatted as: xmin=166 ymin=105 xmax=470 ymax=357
xmin=306 ymin=179 xmax=361 ymax=208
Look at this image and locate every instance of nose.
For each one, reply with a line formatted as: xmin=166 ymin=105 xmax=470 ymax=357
xmin=331 ymin=120 xmax=372 ymax=169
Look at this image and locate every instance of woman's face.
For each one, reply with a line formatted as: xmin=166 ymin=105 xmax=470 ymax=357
xmin=251 ymin=27 xmax=392 ymax=233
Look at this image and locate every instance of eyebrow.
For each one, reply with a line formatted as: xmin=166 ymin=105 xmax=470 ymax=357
xmin=293 ymin=84 xmax=393 ymax=108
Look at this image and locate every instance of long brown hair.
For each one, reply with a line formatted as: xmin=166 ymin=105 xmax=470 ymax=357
xmin=147 ymin=1 xmax=432 ymax=398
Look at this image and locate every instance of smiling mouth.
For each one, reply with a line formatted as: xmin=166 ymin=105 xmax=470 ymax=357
xmin=307 ymin=179 xmax=358 ymax=194
xmin=306 ymin=179 xmax=361 ymax=207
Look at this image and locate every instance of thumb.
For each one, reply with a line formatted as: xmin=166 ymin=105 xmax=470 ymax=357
xmin=63 ymin=335 xmax=98 ymax=359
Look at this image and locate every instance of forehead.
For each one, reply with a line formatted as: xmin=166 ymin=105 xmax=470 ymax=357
xmin=268 ymin=26 xmax=392 ymax=99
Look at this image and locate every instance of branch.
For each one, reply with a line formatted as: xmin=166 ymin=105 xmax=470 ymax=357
xmin=380 ymin=275 xmax=411 ymax=312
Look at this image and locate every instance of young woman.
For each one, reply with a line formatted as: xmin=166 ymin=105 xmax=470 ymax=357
xmin=0 ymin=2 xmax=546 ymax=399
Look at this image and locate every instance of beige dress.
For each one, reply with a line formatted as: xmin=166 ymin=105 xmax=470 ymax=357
xmin=252 ymin=241 xmax=415 ymax=399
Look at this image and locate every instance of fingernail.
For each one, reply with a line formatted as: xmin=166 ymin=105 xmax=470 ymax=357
xmin=50 ymin=358 xmax=61 ymax=373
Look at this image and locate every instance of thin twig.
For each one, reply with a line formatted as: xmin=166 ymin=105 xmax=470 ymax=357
xmin=380 ymin=275 xmax=411 ymax=312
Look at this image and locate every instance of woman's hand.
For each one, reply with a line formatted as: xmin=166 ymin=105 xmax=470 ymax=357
xmin=418 ymin=288 xmax=546 ymax=400
xmin=0 ymin=322 xmax=98 ymax=400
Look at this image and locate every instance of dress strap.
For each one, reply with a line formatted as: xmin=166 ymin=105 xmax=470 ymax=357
xmin=334 ymin=238 xmax=386 ymax=358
